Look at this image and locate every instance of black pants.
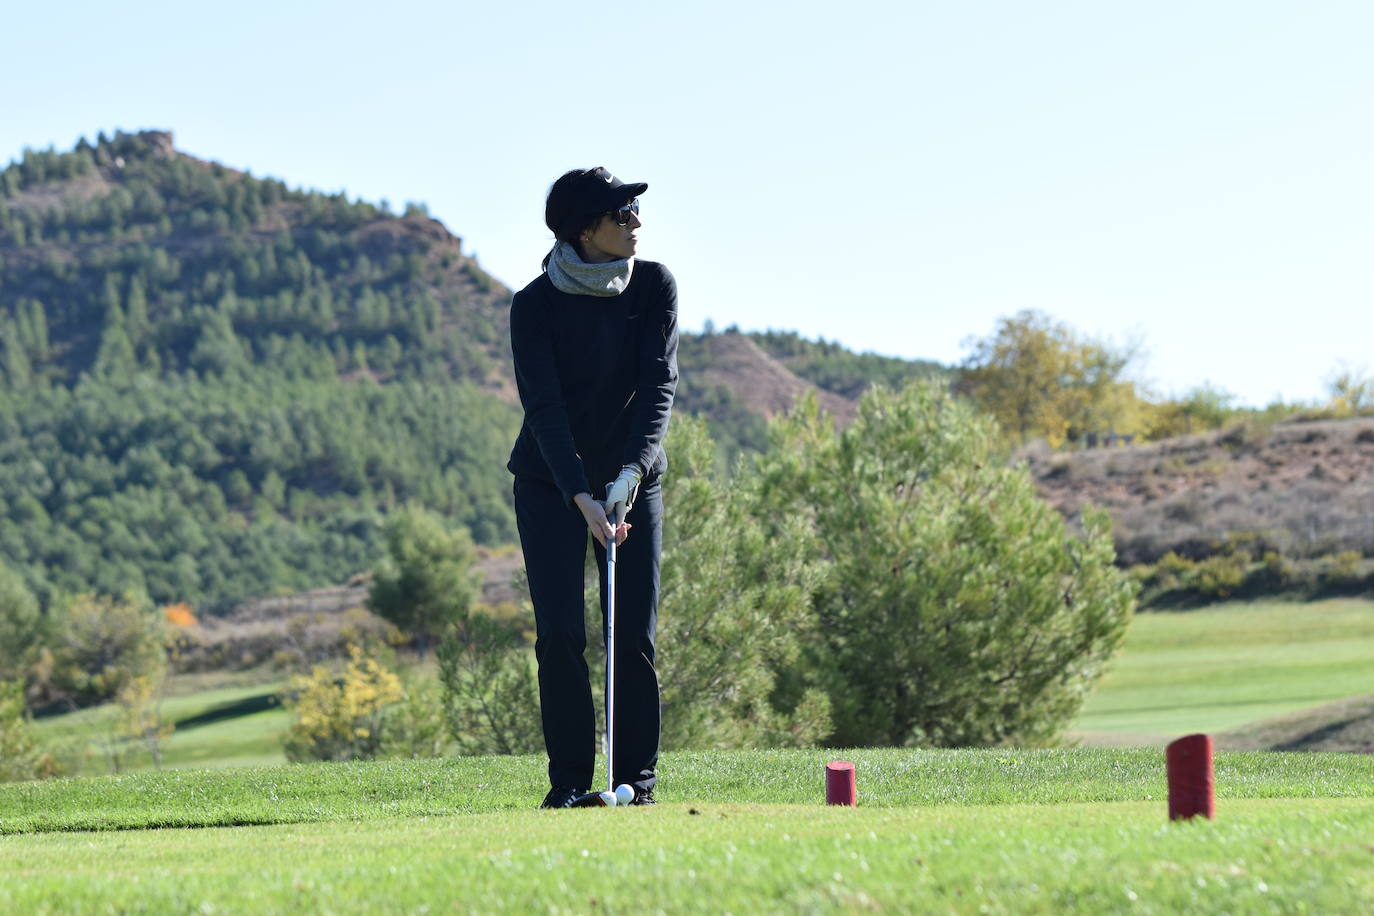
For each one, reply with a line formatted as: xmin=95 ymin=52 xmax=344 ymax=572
xmin=514 ymin=474 xmax=661 ymax=793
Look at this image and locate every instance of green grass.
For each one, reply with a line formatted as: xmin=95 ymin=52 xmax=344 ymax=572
xmin=1 ymin=750 xmax=1372 ymax=913
xmin=32 ymin=680 xmax=289 ymax=776
xmin=1221 ymin=694 xmax=1374 ymax=752
xmin=1072 ymin=598 xmax=1374 ymax=741
xmin=27 ymin=597 xmax=1374 ymax=781
xmin=2 ymin=747 xmax=1372 ymax=834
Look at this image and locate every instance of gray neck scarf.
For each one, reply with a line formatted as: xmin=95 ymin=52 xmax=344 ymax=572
xmin=546 ymin=241 xmax=634 ymax=297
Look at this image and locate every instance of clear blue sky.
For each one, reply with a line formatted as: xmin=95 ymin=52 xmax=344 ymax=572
xmin=5 ymin=0 xmax=1372 ymax=406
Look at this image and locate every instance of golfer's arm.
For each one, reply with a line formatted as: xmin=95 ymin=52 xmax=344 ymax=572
xmin=511 ymin=294 xmax=593 ymax=504
xmin=621 ymin=270 xmax=679 ymax=476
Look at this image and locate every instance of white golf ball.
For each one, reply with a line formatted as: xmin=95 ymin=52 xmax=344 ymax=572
xmin=614 ymin=784 xmax=635 ymax=806
xmin=599 ymin=791 xmax=618 ymax=807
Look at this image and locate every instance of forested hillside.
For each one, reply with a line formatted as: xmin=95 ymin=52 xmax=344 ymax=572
xmin=1 ymin=130 xmax=944 ymax=614
xmin=0 ymin=131 xmax=519 ymax=612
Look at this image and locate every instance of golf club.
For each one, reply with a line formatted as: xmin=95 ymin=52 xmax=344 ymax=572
xmin=570 ymin=495 xmax=628 ymax=808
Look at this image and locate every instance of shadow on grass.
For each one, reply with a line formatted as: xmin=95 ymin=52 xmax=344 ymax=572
xmin=173 ymin=693 xmax=282 ymax=731
xmin=1095 ymin=693 xmax=1357 ymax=716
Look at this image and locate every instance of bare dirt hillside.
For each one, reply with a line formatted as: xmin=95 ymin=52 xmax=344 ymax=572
xmin=1026 ymin=418 xmax=1374 ymax=565
xmin=691 ymin=333 xmax=857 ymax=424
xmin=179 ymin=547 xmax=525 ymax=671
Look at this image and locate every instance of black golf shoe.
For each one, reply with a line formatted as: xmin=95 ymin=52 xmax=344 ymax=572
xmin=540 ymin=786 xmax=583 ymax=809
xmin=630 ymin=787 xmax=656 ymax=806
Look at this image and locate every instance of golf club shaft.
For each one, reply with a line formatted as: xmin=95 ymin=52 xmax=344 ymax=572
xmin=606 ymin=537 xmax=615 ymax=795
xmin=605 ymin=500 xmax=626 ymax=796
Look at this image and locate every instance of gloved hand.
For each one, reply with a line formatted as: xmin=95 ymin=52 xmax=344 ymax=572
xmin=603 ymin=464 xmax=643 ymax=523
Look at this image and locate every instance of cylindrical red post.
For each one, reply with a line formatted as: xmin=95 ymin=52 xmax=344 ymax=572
xmin=1166 ymin=734 xmax=1215 ymax=821
xmin=826 ymin=760 xmax=856 ymax=806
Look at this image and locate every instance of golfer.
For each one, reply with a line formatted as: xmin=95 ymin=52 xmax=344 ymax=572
xmin=507 ymin=167 xmax=678 ymax=809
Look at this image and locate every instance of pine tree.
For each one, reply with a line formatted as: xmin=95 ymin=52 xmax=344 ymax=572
xmin=94 ymin=301 xmax=136 ymax=379
xmin=26 ymin=300 xmax=48 ymax=360
xmin=188 ymin=311 xmax=246 ymax=376
xmin=93 ymin=325 xmax=136 ymax=379
xmin=125 ymin=276 xmax=150 ymax=341
xmin=101 ymin=272 xmax=122 ymax=316
xmin=1 ymin=321 xmax=32 ymax=387
xmin=331 ymin=337 xmax=349 ymax=372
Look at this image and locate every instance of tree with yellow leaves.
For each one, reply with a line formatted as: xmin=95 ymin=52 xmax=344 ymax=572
xmin=116 ymin=673 xmax=174 ymax=771
xmin=956 ymin=310 xmax=1146 ymax=447
xmin=282 ymin=644 xmax=404 ymax=762
xmin=1325 ymin=363 xmax=1374 ymax=416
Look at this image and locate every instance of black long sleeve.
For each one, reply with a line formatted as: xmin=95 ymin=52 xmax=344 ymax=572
xmin=508 ymin=261 xmax=679 ymax=505
xmin=621 ymin=269 xmax=678 ymax=477
xmin=510 ymin=285 xmax=594 ymax=503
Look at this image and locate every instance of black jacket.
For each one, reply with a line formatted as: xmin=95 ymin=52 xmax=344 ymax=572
xmin=507 ymin=260 xmax=679 ymax=505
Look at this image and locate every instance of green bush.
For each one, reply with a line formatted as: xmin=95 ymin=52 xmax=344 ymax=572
xmin=49 ymin=592 xmax=167 ymax=706
xmin=755 ymin=382 xmax=1137 ymax=747
xmin=379 ymin=675 xmax=451 ymax=759
xmin=1324 ymin=550 xmax=1366 ymax=588
xmin=1252 ymin=551 xmax=1297 ymax=592
xmin=436 ymin=613 xmax=541 ymax=757
xmin=656 ymin=416 xmax=831 ymax=750
xmin=0 ymin=680 xmax=61 ymax=782
xmin=0 ymin=565 xmax=41 ymax=683
xmin=367 ymin=506 xmax=481 ymax=655
xmin=1194 ymin=553 xmax=1248 ymax=599
xmin=1153 ymin=551 xmax=1196 ymax=589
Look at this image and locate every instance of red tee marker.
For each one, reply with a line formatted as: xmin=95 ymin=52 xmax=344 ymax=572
xmin=1166 ymin=734 xmax=1215 ymax=821
xmin=826 ymin=760 xmax=856 ymax=806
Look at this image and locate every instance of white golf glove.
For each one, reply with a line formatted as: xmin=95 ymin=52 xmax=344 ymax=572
xmin=603 ymin=464 xmax=643 ymax=521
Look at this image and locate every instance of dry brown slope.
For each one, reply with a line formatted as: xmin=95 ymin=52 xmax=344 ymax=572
xmin=690 ymin=332 xmax=857 ymax=424
xmin=1025 ymin=418 xmax=1374 ymax=565
xmin=180 ymin=547 xmax=525 ymax=671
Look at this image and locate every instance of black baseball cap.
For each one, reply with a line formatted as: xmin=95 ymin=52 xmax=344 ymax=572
xmin=546 ymin=167 xmax=648 ymax=235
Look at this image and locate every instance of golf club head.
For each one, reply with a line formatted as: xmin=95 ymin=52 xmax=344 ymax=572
xmin=569 ymin=790 xmax=616 ymax=808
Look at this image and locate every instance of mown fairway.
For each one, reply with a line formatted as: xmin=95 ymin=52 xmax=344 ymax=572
xmin=31 ymin=598 xmax=1374 ymax=778
xmin=2 ymin=748 xmax=1373 ymax=913
xmin=33 ymin=679 xmax=289 ymax=775
xmin=1073 ymin=598 xmax=1374 ymax=742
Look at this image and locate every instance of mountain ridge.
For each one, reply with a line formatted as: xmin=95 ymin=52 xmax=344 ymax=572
xmin=0 ymin=129 xmax=943 ymax=611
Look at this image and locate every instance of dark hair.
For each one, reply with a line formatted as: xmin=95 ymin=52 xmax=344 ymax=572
xmin=541 ymin=167 xmax=632 ymax=270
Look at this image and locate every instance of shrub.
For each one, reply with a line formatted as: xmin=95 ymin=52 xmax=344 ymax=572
xmin=379 ymin=674 xmax=451 ymax=759
xmin=115 ymin=672 xmax=175 ymax=771
xmin=436 ymin=613 xmax=541 ymax=756
xmin=1151 ymin=551 xmax=1196 ymax=591
xmin=282 ymin=644 xmax=403 ymax=762
xmin=1252 ymin=551 xmax=1297 ymax=592
xmin=656 ymin=416 xmax=832 ymax=750
xmin=1194 ymin=553 xmax=1248 ymax=599
xmin=367 ymin=505 xmax=481 ymax=655
xmin=50 ymin=592 xmax=167 ymax=706
xmin=756 ymin=382 xmax=1137 ymax=747
xmin=1323 ymin=550 xmax=1366 ymax=589
xmin=0 ymin=680 xmax=61 ymax=782
xmin=0 ymin=566 xmax=42 ymax=683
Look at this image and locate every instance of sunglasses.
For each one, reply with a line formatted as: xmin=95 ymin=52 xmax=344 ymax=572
xmin=611 ymin=198 xmax=640 ymax=226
